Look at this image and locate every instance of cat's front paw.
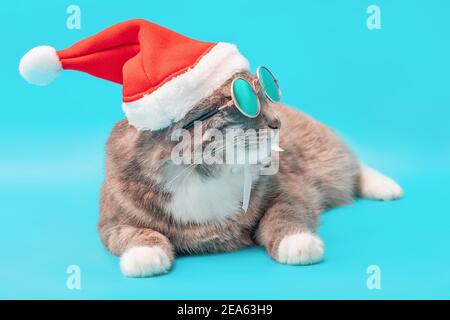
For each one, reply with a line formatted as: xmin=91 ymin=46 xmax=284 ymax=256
xmin=120 ymin=246 xmax=172 ymax=277
xmin=276 ymin=232 xmax=324 ymax=265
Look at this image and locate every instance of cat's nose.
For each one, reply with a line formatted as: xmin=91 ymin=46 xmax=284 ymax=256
xmin=263 ymin=109 xmax=281 ymax=130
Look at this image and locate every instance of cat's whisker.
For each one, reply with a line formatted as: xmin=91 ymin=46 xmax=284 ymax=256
xmin=201 ymin=139 xmax=248 ymax=163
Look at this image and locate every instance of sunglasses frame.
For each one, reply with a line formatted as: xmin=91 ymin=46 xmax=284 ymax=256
xmin=182 ymin=66 xmax=281 ymax=130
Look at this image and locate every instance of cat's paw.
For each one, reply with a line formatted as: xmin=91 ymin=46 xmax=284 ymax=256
xmin=120 ymin=246 xmax=172 ymax=277
xmin=360 ymin=166 xmax=403 ymax=201
xmin=276 ymin=232 xmax=324 ymax=265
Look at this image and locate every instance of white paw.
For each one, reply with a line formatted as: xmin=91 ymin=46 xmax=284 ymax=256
xmin=360 ymin=166 xmax=403 ymax=201
xmin=277 ymin=232 xmax=324 ymax=265
xmin=120 ymin=246 xmax=172 ymax=277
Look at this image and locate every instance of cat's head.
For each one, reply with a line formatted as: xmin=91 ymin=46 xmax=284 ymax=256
xmin=110 ymin=71 xmax=281 ymax=183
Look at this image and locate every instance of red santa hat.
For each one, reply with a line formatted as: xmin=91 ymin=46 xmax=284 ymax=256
xmin=19 ymin=19 xmax=249 ymax=131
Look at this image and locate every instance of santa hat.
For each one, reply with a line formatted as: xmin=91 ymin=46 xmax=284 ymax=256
xmin=19 ymin=19 xmax=249 ymax=131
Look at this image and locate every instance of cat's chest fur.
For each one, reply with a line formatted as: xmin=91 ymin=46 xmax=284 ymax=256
xmin=165 ymin=166 xmax=259 ymax=224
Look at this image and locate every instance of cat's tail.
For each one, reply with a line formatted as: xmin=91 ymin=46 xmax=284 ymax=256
xmin=358 ymin=165 xmax=403 ymax=201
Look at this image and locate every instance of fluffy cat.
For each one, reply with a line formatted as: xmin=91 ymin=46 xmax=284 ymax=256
xmin=98 ymin=71 xmax=403 ymax=277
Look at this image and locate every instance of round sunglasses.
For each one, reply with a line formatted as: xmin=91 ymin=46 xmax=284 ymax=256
xmin=182 ymin=66 xmax=281 ymax=130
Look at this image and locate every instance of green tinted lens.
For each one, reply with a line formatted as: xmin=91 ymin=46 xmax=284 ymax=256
xmin=258 ymin=67 xmax=281 ymax=102
xmin=232 ymin=78 xmax=259 ymax=117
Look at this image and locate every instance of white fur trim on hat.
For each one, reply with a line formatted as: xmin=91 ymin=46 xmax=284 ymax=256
xmin=19 ymin=46 xmax=62 ymax=86
xmin=122 ymin=42 xmax=249 ymax=131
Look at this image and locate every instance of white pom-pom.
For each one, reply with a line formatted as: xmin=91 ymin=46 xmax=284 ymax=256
xmin=19 ymin=46 xmax=62 ymax=86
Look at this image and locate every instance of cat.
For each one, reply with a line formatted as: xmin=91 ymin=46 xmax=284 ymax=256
xmin=98 ymin=71 xmax=403 ymax=277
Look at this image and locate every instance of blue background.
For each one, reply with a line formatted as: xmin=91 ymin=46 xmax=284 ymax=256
xmin=1 ymin=0 xmax=449 ymax=299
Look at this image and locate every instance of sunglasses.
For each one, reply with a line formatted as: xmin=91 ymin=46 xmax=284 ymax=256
xmin=182 ymin=66 xmax=281 ymax=130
